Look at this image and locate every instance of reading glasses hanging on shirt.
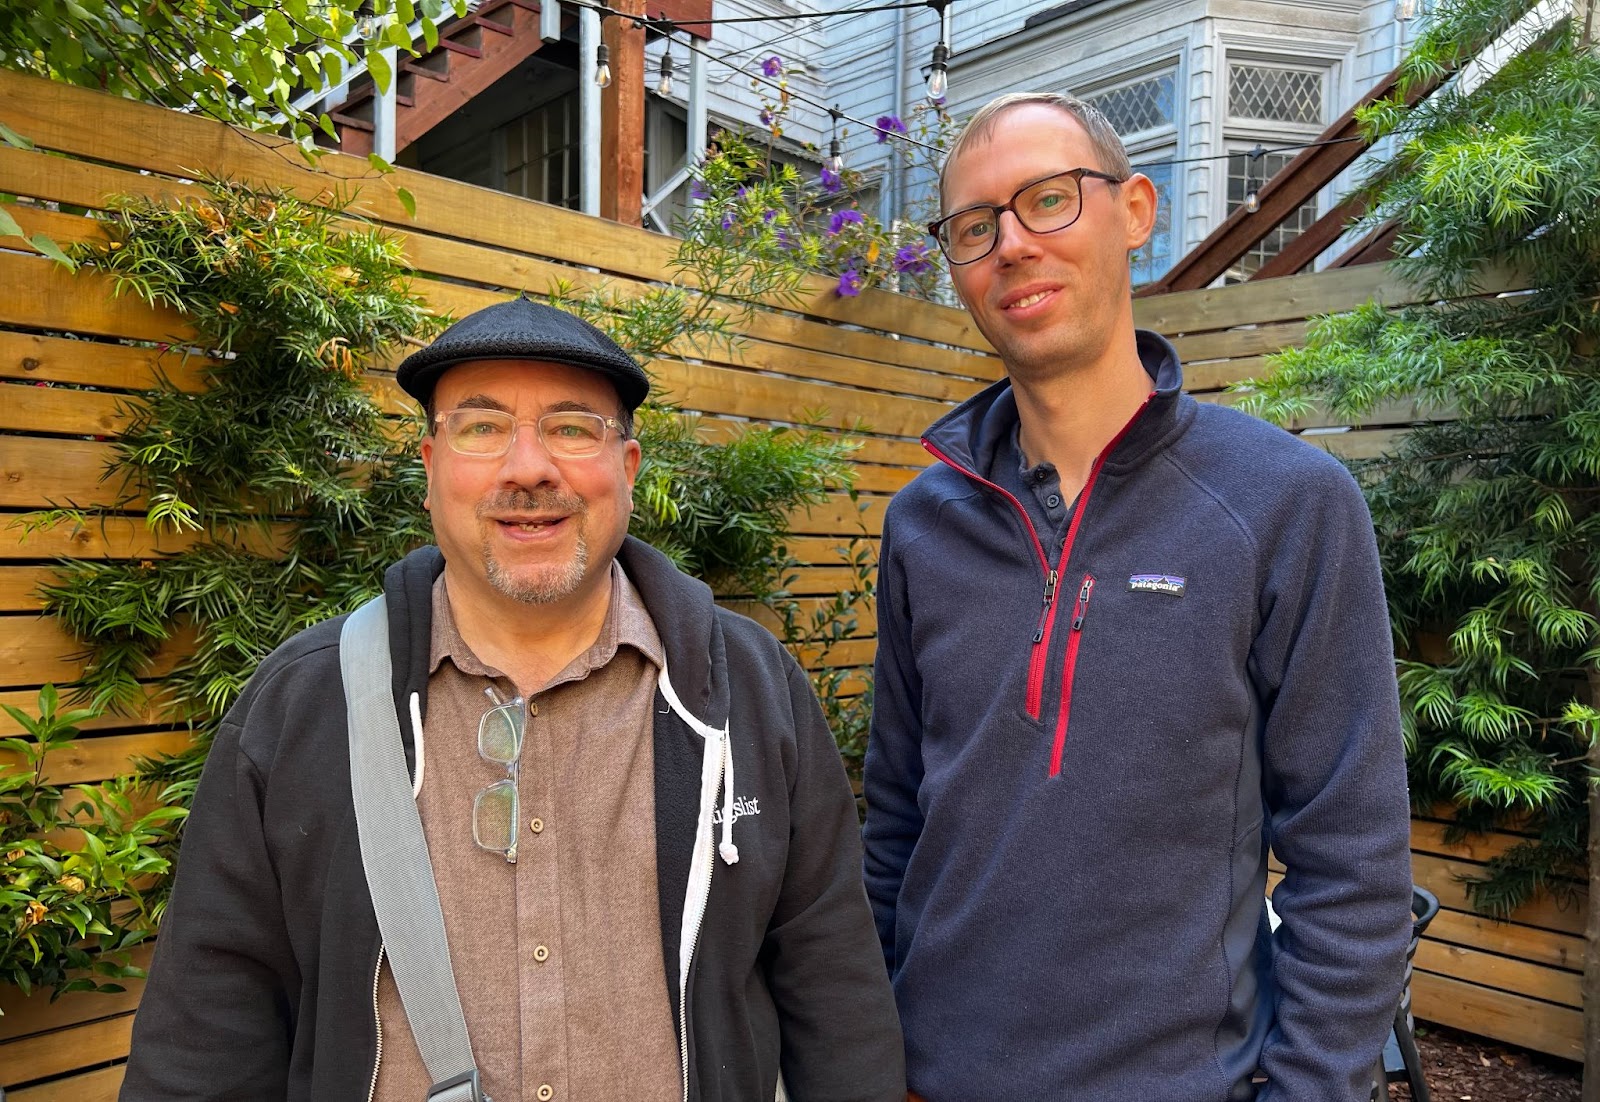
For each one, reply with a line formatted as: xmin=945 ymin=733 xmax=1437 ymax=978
xmin=474 ymin=689 xmax=526 ymax=863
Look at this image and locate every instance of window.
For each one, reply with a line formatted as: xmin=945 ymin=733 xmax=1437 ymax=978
xmin=1090 ymin=72 xmax=1177 ymax=138
xmin=1131 ymin=160 xmax=1175 ymax=286
xmin=498 ymin=91 xmax=581 ymax=209
xmin=1222 ymin=59 xmax=1330 ymax=281
xmin=1084 ymin=67 xmax=1180 ymax=286
xmin=1223 ymin=148 xmax=1319 ymax=281
xmin=1228 ymin=64 xmax=1324 ymax=125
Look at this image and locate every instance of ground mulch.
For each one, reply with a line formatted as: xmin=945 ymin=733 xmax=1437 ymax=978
xmin=1387 ymin=1022 xmax=1580 ymax=1102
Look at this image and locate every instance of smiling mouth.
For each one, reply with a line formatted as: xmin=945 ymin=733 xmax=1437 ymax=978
xmin=1005 ymin=290 xmax=1054 ymax=310
xmin=498 ymin=518 xmax=564 ymax=531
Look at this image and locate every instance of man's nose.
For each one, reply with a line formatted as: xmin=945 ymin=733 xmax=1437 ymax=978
xmin=496 ymin=424 xmax=563 ymax=486
xmin=989 ymin=208 xmax=1040 ymax=264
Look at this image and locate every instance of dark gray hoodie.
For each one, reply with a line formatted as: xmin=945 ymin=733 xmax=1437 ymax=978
xmin=122 ymin=537 xmax=903 ymax=1102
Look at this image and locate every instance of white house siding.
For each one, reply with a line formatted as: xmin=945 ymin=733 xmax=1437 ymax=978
xmin=806 ymin=0 xmax=1417 ymax=281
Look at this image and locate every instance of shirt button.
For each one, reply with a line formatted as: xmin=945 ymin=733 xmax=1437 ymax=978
xmin=537 ymin=1085 xmax=553 ymax=1101
xmin=1046 ymin=494 xmax=1061 ymax=508
xmin=529 ymin=818 xmax=544 ymax=834
xmin=533 ymin=944 xmax=550 ymax=963
xmin=528 ymin=701 xmax=539 ymax=716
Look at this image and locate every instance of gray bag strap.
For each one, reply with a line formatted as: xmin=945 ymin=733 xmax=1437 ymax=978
xmin=341 ymin=596 xmax=487 ymax=1102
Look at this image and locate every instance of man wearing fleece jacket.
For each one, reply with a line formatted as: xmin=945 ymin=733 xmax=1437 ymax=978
xmin=863 ymin=92 xmax=1414 ymax=1101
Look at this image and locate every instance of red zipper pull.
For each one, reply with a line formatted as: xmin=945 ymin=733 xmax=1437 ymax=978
xmin=1071 ymin=575 xmax=1095 ymax=631
xmin=1034 ymin=569 xmax=1059 ymax=642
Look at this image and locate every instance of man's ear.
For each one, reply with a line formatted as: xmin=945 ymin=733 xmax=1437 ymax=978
xmin=1122 ymin=172 xmax=1159 ymax=252
xmin=420 ymin=432 xmax=435 ymax=513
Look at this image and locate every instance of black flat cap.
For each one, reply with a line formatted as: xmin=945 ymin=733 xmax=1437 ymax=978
xmin=397 ymin=297 xmax=650 ymax=411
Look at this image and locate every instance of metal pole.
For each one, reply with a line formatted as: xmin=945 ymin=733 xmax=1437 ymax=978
xmin=541 ymin=0 xmax=561 ymax=42
xmin=373 ymin=44 xmax=398 ymax=161
xmin=579 ymin=7 xmax=602 ymax=216
xmin=687 ymin=48 xmax=708 ymax=209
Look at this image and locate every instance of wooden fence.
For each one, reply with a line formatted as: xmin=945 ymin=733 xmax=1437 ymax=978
xmin=0 ymin=69 xmax=1580 ymax=1096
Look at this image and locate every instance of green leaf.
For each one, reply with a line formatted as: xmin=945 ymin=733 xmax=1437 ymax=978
xmin=0 ymin=121 xmax=35 ymax=150
xmin=395 ymin=187 xmax=416 ymax=218
xmin=28 ymin=234 xmax=77 ymax=271
xmin=421 ymin=17 xmax=439 ymax=53
xmin=367 ymin=47 xmax=394 ymax=95
xmin=0 ymin=204 xmax=23 ymax=241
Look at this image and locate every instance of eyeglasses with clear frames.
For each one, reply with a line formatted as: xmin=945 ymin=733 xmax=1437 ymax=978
xmin=435 ymin=408 xmax=626 ymax=460
xmin=928 ymin=167 xmax=1127 ymax=266
xmin=474 ymin=687 xmax=525 ymax=863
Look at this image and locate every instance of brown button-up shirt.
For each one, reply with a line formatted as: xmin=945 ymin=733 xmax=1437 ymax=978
xmin=373 ymin=564 xmax=681 ymax=1102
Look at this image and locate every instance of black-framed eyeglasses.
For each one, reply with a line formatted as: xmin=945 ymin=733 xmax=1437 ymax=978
xmin=928 ymin=167 xmax=1127 ymax=266
xmin=434 ymin=408 xmax=626 ymax=460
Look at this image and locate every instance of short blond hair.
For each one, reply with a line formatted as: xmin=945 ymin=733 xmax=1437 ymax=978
xmin=939 ymin=93 xmax=1133 ymax=212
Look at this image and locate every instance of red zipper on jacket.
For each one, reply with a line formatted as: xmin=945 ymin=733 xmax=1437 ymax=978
xmin=1049 ymin=574 xmax=1095 ymax=776
xmin=924 ymin=392 xmax=1154 ymax=757
xmin=921 ymin=439 xmax=1060 ymax=719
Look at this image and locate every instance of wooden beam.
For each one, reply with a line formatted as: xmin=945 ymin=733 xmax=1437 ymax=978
xmin=1248 ymin=190 xmax=1370 ymax=281
xmin=1137 ymin=63 xmax=1437 ymax=296
xmin=395 ymin=4 xmax=553 ymax=151
xmin=648 ymin=0 xmax=713 ymax=40
xmin=601 ymin=0 xmax=646 ymax=226
xmin=1330 ymin=218 xmax=1403 ymax=268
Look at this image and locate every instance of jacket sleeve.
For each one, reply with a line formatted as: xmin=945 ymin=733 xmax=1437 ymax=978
xmin=1252 ymin=464 xmax=1414 ymax=1101
xmin=120 ymin=717 xmax=296 ymax=1100
xmin=860 ymin=520 xmax=924 ymax=971
xmin=764 ymin=657 xmax=906 ymax=1102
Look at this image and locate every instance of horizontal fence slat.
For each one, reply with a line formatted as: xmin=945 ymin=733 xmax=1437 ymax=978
xmin=1414 ymin=938 xmax=1580 ymax=1009
xmin=1412 ymin=970 xmax=1581 ymax=1062
xmin=0 ymin=330 xmax=210 ymax=393
xmin=0 ymin=1012 xmax=133 ymax=1088
xmin=0 ymin=729 xmax=197 ymax=786
xmin=0 ymin=946 xmax=152 ymax=1042
xmin=1426 ymin=906 xmax=1582 ymax=973
xmin=7 ymin=1065 xmax=125 ymax=1102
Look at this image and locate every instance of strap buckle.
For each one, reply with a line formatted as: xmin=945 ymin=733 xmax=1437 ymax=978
xmin=427 ymin=1068 xmax=488 ymax=1102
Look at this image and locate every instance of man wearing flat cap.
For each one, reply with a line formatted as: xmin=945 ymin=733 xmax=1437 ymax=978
xmin=122 ymin=298 xmax=905 ymax=1102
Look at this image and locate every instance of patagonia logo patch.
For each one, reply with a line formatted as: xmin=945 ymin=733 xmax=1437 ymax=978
xmin=1129 ymin=573 xmax=1186 ymax=597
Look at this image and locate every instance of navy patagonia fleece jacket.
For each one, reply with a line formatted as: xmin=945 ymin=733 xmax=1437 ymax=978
xmin=863 ymin=332 xmax=1414 ymax=1101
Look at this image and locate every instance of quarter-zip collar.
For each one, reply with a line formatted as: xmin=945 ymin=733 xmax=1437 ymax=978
xmin=922 ymin=330 xmax=1192 ymax=483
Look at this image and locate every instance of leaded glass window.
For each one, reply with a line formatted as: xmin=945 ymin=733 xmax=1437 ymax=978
xmin=1228 ymin=64 xmax=1324 ymax=124
xmin=1087 ymin=73 xmax=1176 ymax=136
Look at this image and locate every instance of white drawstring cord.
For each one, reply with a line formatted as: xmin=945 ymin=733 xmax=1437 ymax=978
xmin=658 ymin=663 xmax=739 ymax=866
xmin=718 ymin=731 xmax=739 ymax=865
xmin=408 ymin=692 xmax=425 ymax=798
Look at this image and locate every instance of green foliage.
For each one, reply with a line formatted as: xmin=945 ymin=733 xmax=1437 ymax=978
xmin=1239 ymin=0 xmax=1600 ymax=914
xmin=0 ymin=0 xmax=468 ymax=161
xmin=0 ymin=686 xmax=182 ymax=1006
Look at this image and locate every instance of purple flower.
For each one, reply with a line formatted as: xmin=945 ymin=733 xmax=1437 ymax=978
xmin=761 ymin=56 xmax=783 ymax=77
xmin=819 ymin=165 xmax=842 ymax=194
xmin=836 ymin=268 xmax=863 ymax=297
xmin=720 ymin=211 xmax=735 ymax=230
xmin=875 ymin=115 xmax=907 ymax=143
xmin=775 ymin=227 xmax=795 ymax=250
xmin=892 ymin=243 xmax=933 ymax=275
xmin=690 ymin=179 xmax=709 ymax=201
xmin=762 ymin=208 xmax=778 ymax=224
xmin=827 ymin=209 xmax=864 ymax=235
xmin=759 ymin=107 xmax=775 ymax=129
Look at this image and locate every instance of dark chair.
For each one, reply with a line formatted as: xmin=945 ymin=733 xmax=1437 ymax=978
xmin=1371 ymin=885 xmax=1438 ymax=1102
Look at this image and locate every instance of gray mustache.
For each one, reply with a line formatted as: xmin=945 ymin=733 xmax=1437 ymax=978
xmin=477 ymin=490 xmax=587 ymax=517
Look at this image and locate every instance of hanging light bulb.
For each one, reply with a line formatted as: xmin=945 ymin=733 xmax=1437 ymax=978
xmin=595 ymin=42 xmax=612 ymax=88
xmin=657 ymin=48 xmax=675 ymax=97
xmin=829 ymin=137 xmax=844 ymax=173
xmin=1242 ymin=143 xmax=1264 ymax=214
xmin=928 ymin=42 xmax=950 ymax=101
